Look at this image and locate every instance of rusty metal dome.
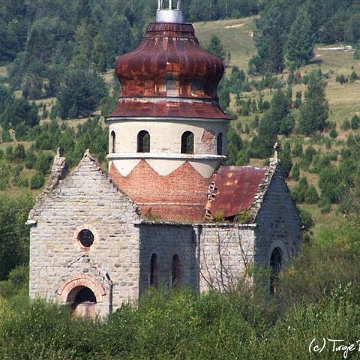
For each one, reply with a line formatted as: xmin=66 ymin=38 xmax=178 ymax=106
xmin=110 ymin=9 xmax=229 ymax=120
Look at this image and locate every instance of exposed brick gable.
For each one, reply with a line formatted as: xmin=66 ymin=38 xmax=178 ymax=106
xmin=109 ymin=160 xmax=210 ymax=222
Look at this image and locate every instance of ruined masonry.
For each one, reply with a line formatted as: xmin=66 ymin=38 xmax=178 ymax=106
xmin=27 ymin=1 xmax=301 ymax=317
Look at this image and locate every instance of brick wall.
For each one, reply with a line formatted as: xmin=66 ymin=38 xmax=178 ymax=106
xmin=110 ymin=160 xmax=210 ymax=222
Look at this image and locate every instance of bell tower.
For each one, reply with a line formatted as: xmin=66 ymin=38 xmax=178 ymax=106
xmin=107 ymin=1 xmax=230 ymax=222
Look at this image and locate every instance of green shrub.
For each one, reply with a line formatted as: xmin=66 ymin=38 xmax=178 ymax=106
xmin=350 ymin=114 xmax=360 ymax=130
xmin=30 ymin=173 xmax=45 ymax=190
xmin=291 ymin=162 xmax=300 ymax=181
xmin=305 ymin=185 xmax=319 ymax=204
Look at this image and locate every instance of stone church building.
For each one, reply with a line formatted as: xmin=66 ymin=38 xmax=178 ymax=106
xmin=27 ymin=1 xmax=301 ymax=317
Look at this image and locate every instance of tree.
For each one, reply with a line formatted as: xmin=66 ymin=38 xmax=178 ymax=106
xmin=292 ymin=176 xmax=309 ymax=203
xmin=305 ymin=185 xmax=319 ymax=204
xmin=30 ymin=173 xmax=45 ymax=190
xmin=57 ymin=67 xmax=107 ymax=119
xmin=226 ymin=127 xmax=243 ymax=165
xmin=250 ymin=112 xmax=278 ymax=158
xmin=0 ymin=193 xmax=33 ymax=279
xmin=206 ymin=34 xmax=226 ymax=63
xmin=0 ymin=97 xmax=39 ymax=135
xmin=249 ymin=2 xmax=286 ymax=74
xmin=297 ymin=70 xmax=329 ymax=136
xmin=286 ymin=8 xmax=315 ymax=67
xmin=350 ymin=114 xmax=360 ymax=130
xmin=291 ymin=162 xmax=300 ymax=181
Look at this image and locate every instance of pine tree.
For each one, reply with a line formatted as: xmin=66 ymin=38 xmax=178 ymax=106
xmin=206 ymin=35 xmax=226 ymax=62
xmin=298 ymin=69 xmax=329 ymax=136
xmin=286 ymin=8 xmax=315 ymax=67
xmin=249 ymin=1 xmax=286 ymax=74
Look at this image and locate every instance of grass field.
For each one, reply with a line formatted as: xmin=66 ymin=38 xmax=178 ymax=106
xmin=194 ymin=17 xmax=256 ymax=71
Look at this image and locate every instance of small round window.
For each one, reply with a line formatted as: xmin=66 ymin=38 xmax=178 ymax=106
xmin=78 ymin=229 xmax=94 ymax=248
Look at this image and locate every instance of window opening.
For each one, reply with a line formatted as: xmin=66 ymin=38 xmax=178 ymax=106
xmin=270 ymin=247 xmax=282 ymax=294
xmin=150 ymin=253 xmax=159 ymax=287
xmin=111 ymin=131 xmax=116 ymax=153
xmin=181 ymin=131 xmax=194 ymax=154
xmin=137 ymin=130 xmax=150 ymax=153
xmin=172 ymin=254 xmax=181 ymax=287
xmin=78 ymin=229 xmax=94 ymax=248
xmin=217 ymin=133 xmax=223 ymax=155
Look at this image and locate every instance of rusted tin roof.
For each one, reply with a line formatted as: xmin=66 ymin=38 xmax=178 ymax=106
xmin=109 ymin=98 xmax=229 ymax=119
xmin=206 ymin=166 xmax=268 ymax=219
xmin=109 ymin=22 xmax=229 ymax=120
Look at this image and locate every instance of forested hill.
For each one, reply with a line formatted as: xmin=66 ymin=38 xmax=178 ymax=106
xmin=2 ymin=0 xmax=360 ymax=89
xmin=1 ymin=0 xmax=360 ymax=225
xmin=1 ymin=0 xmax=360 ymax=104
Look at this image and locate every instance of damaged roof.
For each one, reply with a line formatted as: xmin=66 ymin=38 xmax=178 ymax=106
xmin=205 ymin=166 xmax=272 ymax=220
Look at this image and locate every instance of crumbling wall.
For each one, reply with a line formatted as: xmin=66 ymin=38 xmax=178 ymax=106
xmin=197 ymin=224 xmax=256 ymax=292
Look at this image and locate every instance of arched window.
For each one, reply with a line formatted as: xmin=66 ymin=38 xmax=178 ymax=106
xmin=150 ymin=253 xmax=159 ymax=287
xmin=181 ymin=131 xmax=194 ymax=154
xmin=111 ymin=131 xmax=116 ymax=153
xmin=137 ymin=130 xmax=150 ymax=153
xmin=172 ymin=254 xmax=181 ymax=287
xmin=270 ymin=248 xmax=282 ymax=294
xmin=217 ymin=133 xmax=223 ymax=155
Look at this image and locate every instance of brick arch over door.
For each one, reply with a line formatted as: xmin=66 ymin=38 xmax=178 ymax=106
xmin=56 ymin=273 xmax=106 ymax=303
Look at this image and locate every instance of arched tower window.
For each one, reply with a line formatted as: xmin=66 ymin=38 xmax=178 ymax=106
xmin=137 ymin=130 xmax=150 ymax=153
xmin=217 ymin=133 xmax=223 ymax=155
xmin=181 ymin=131 xmax=194 ymax=154
xmin=172 ymin=254 xmax=181 ymax=287
xmin=270 ymin=247 xmax=282 ymax=294
xmin=111 ymin=131 xmax=116 ymax=153
xmin=150 ymin=253 xmax=159 ymax=287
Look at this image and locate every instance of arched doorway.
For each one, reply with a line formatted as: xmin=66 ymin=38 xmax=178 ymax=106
xmin=270 ymin=247 xmax=282 ymax=294
xmin=68 ymin=286 xmax=97 ymax=317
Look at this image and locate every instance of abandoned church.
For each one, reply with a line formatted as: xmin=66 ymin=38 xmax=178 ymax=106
xmin=27 ymin=1 xmax=301 ymax=317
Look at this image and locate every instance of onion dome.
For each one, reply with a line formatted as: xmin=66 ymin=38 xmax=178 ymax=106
xmin=110 ymin=2 xmax=229 ymax=120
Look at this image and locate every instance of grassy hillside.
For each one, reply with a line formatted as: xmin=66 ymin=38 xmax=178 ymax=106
xmin=195 ymin=17 xmax=360 ymax=121
xmin=194 ymin=17 xmax=256 ymax=70
xmin=194 ymin=18 xmax=360 ymax=235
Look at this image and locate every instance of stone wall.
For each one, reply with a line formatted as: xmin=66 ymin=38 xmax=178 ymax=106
xmin=28 ymin=152 xmax=301 ymax=316
xmin=254 ymin=168 xmax=301 ymax=265
xmin=28 ymin=153 xmax=141 ymax=317
xmin=138 ymin=223 xmax=198 ymax=294
xmin=196 ymin=224 xmax=256 ymax=292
